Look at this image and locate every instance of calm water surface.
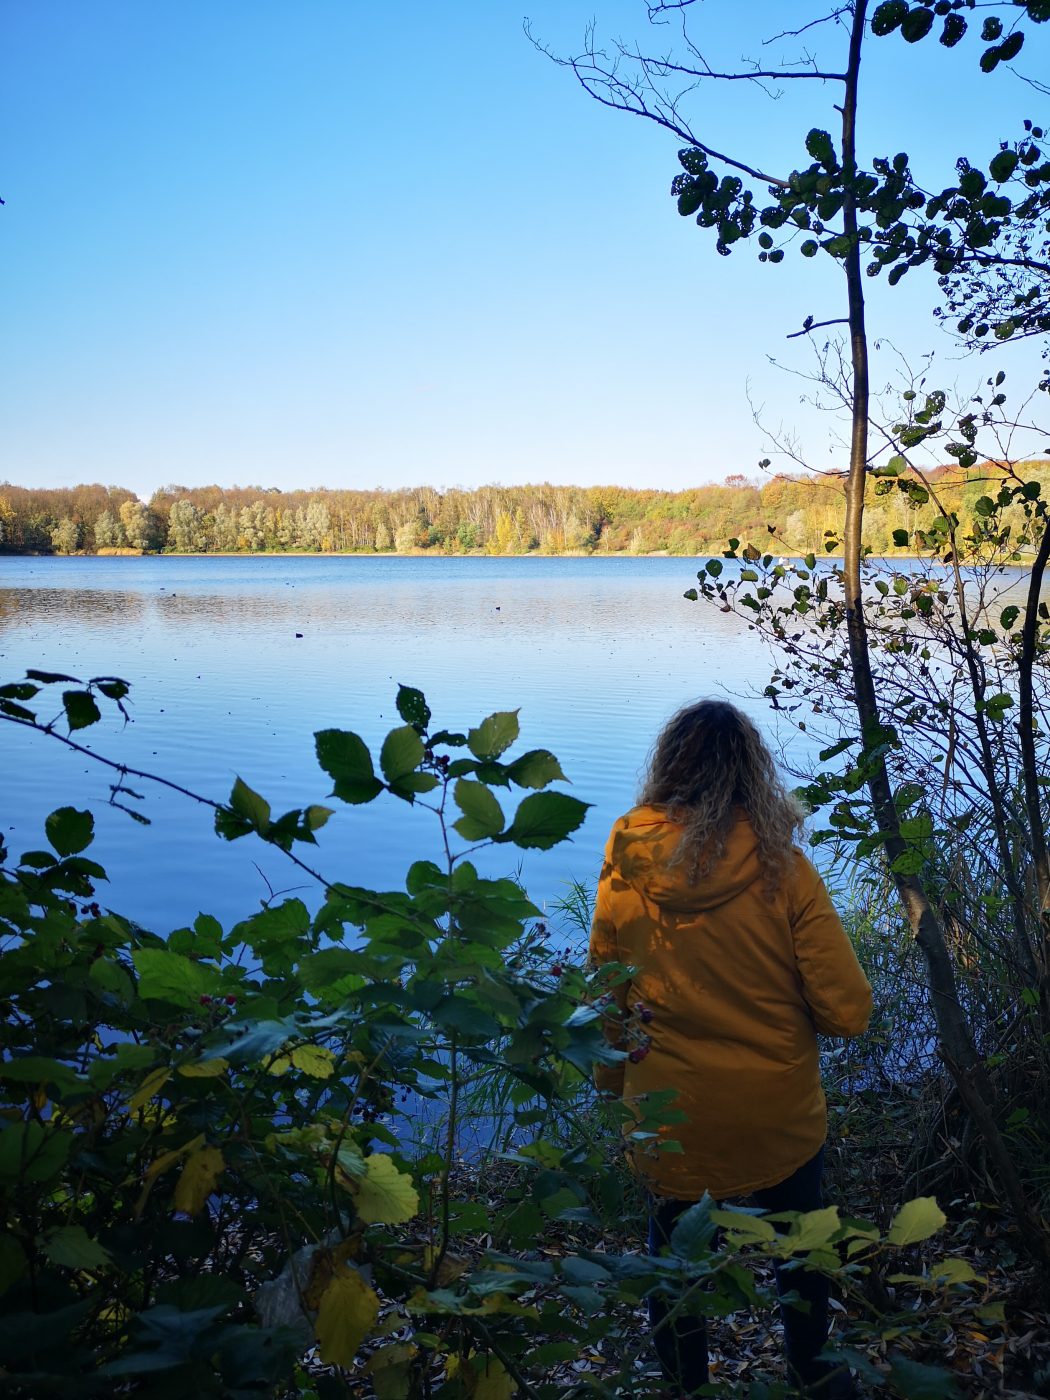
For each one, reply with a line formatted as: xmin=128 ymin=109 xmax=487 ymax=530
xmin=1 ymin=556 xmax=790 ymax=932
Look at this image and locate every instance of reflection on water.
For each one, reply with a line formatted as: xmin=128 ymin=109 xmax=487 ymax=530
xmin=0 ymin=588 xmax=149 ymax=629
xmin=1 ymin=556 xmax=773 ymax=931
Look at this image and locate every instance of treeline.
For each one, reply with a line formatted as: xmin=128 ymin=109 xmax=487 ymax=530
xmin=0 ymin=468 xmax=1045 ymax=556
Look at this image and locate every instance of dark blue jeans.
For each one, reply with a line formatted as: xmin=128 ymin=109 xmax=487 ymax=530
xmin=648 ymin=1148 xmax=841 ymax=1395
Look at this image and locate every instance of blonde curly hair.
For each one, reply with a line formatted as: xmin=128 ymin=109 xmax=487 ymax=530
xmin=639 ymin=699 xmax=806 ymax=892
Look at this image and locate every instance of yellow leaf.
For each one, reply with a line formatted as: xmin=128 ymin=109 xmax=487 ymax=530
xmin=173 ymin=1146 xmax=225 ymax=1215
xmin=314 ymin=1267 xmax=380 ymax=1368
xmin=887 ymin=1196 xmax=946 ymax=1246
xmin=291 ymin=1045 xmax=336 ymax=1079
xmin=421 ymin=1245 xmax=469 ymax=1284
xmin=928 ymin=1257 xmax=981 ymax=1287
xmin=128 ymin=1067 xmax=171 ymax=1113
xmin=366 ymin=1343 xmax=417 ymax=1400
xmin=145 ymin=1133 xmax=204 ymax=1182
xmin=178 ymin=1059 xmax=229 ymax=1078
xmin=450 ymin=1353 xmax=514 ymax=1400
xmin=302 ymin=1238 xmax=364 ymax=1311
xmin=267 ymin=1055 xmax=292 ymax=1076
xmin=351 ymin=1155 xmax=419 ymax=1225
xmin=471 ymin=1355 xmax=513 ymax=1400
xmin=134 ymin=1133 xmax=207 ymax=1220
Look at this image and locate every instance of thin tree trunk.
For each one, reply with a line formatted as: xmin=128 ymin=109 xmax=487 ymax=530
xmin=1019 ymin=508 xmax=1050 ymax=983
xmin=838 ymin=0 xmax=1050 ymax=1265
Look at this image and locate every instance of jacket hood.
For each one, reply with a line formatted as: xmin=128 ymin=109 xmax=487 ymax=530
xmin=610 ymin=807 xmax=762 ymax=913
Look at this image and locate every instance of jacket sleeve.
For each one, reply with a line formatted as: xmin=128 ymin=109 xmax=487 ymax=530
xmin=589 ymin=831 xmax=628 ymax=1098
xmin=789 ymin=853 xmax=872 ymax=1037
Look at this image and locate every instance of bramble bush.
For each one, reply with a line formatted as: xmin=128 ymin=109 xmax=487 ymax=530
xmin=0 ymin=673 xmax=1000 ymax=1397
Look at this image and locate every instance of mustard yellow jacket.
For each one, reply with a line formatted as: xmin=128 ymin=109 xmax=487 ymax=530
xmin=589 ymin=807 xmax=872 ymax=1200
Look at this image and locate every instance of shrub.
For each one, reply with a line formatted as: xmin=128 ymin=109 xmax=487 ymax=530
xmin=0 ymin=673 xmax=999 ymax=1397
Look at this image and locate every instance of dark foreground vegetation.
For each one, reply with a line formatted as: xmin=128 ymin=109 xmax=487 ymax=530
xmin=2 ymin=671 xmax=1048 ymax=1399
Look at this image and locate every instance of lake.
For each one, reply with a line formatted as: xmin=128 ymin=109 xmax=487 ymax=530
xmin=1 ymin=554 xmax=804 ymax=935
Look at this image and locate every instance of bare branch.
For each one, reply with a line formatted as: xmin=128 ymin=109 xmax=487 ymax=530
xmin=620 ymin=43 xmax=846 ymax=84
xmin=787 ymin=317 xmax=850 ymax=339
xmin=763 ymin=7 xmax=852 ymax=44
xmin=524 ymin=19 xmax=792 ymax=188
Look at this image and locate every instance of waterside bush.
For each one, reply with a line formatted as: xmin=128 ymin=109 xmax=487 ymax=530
xmin=0 ymin=673 xmax=1021 ymax=1397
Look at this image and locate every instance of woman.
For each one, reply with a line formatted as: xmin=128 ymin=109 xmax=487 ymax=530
xmin=589 ymin=700 xmax=871 ymax=1398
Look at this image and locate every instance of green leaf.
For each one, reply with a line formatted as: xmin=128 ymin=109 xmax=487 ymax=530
xmin=94 ymin=677 xmax=130 ymax=701
xmin=297 ymin=948 xmax=364 ymax=993
xmin=432 ymin=995 xmax=502 ymax=1038
xmin=62 ymin=689 xmax=101 ymax=730
xmin=229 ymin=777 xmax=270 ymax=831
xmin=805 ymin=128 xmax=835 ymax=165
xmin=315 ymin=729 xmax=384 ymax=804
xmin=940 ymin=12 xmax=966 ymax=46
xmin=232 ymin=899 xmax=310 ymax=948
xmin=926 ymin=1257 xmax=980 ymax=1287
xmin=430 ymin=729 xmax=467 ymax=747
xmin=989 ymin=149 xmax=1019 ymax=183
xmin=214 ymin=808 xmax=252 ymax=841
xmin=710 ymin=1207 xmax=778 ymax=1243
xmin=0 ymin=1122 xmax=72 ymax=1182
xmin=387 ymin=770 xmax=439 ymax=803
xmin=0 ymin=699 xmax=35 ymax=721
xmin=1000 ymin=605 xmax=1020 ymax=630
xmin=0 ymin=1235 xmax=27 ymax=1296
xmin=504 ymin=749 xmax=567 ymax=789
xmin=406 ymin=860 xmax=445 ymax=894
xmin=886 ymin=1355 xmax=958 ymax=1399
xmin=132 ymin=948 xmax=219 ymax=1007
xmin=887 ymin=1196 xmax=946 ymax=1246
xmin=871 ymin=0 xmax=908 ymax=36
xmin=984 ymin=692 xmax=1014 ymax=721
xmin=891 ymin=848 xmax=926 ymax=875
xmin=44 ymin=807 xmax=94 ymax=857
xmin=892 ymin=529 xmax=910 ymax=547
xmin=785 ymin=1205 xmax=841 ymax=1251
xmin=43 ymin=1225 xmax=111 ymax=1270
xmin=901 ymin=6 xmax=934 ymax=42
xmin=395 ymin=684 xmax=431 ymax=730
xmin=453 ymin=779 xmax=506 ymax=840
xmin=26 ymin=669 xmax=78 ymax=683
xmin=818 ymin=738 xmax=851 ymax=763
xmin=204 ymin=1017 xmax=298 ymax=1065
xmin=189 ymin=913 xmax=222 ymax=956
xmin=0 ymin=1057 xmax=87 ymax=1094
xmin=500 ymin=792 xmax=590 ymax=850
xmin=467 ymin=710 xmax=520 ymax=760
xmin=997 ymin=29 xmax=1024 ymax=62
xmin=670 ymin=1195 xmax=717 ymax=1259
xmin=380 ymin=725 xmax=425 ymax=782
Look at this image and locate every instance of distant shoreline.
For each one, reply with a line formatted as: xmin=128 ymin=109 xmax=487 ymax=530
xmin=3 ymin=549 xmax=1006 ymax=566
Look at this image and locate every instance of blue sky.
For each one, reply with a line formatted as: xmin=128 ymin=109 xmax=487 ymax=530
xmin=3 ymin=1 xmax=1047 ymax=497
